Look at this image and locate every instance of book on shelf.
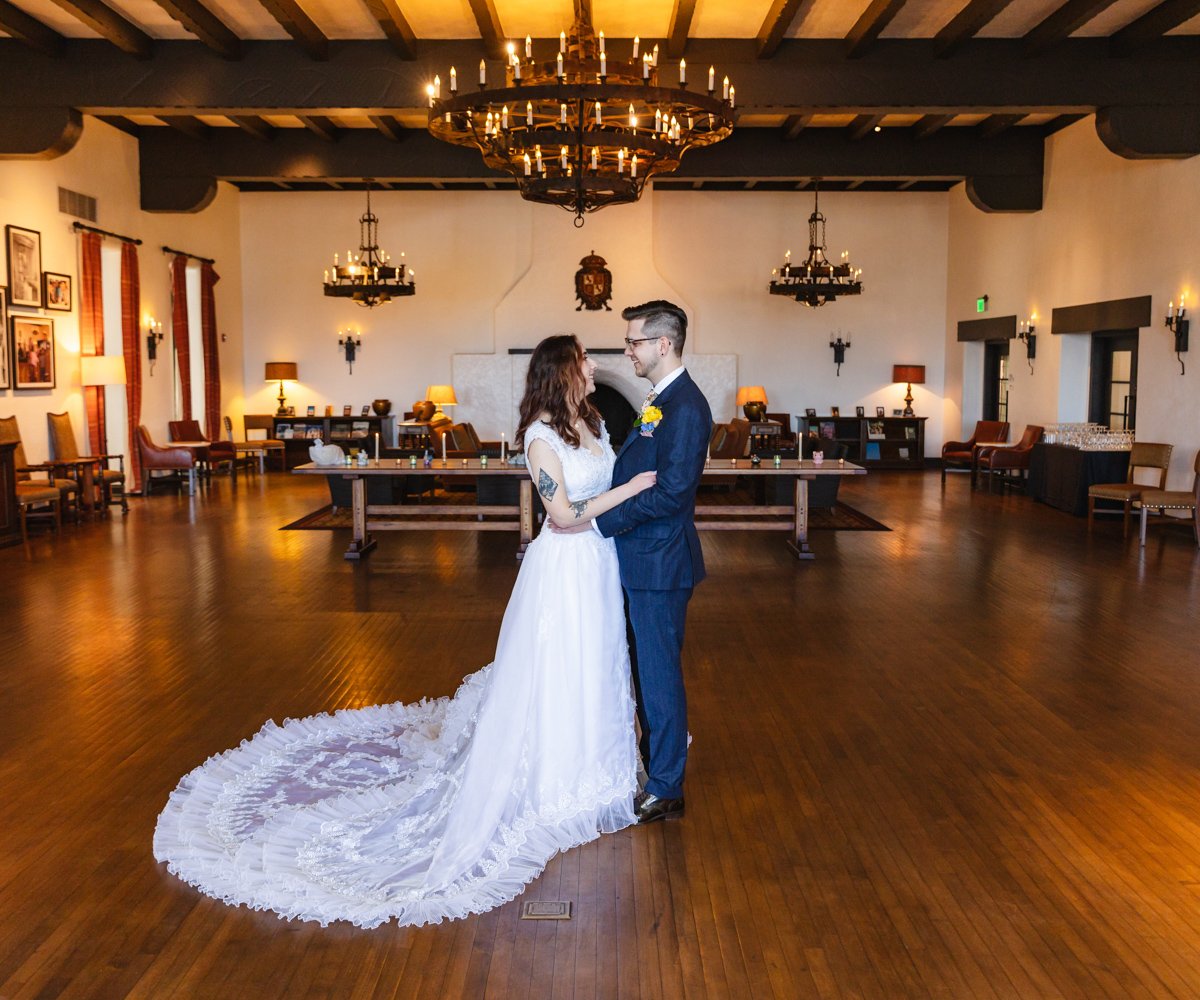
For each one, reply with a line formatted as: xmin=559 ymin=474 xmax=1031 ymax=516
xmin=306 ymin=427 xmax=322 ymax=439
xmin=351 ymin=421 xmax=370 ymax=437
xmin=867 ymin=420 xmax=885 ymax=439
xmin=899 ymin=447 xmax=910 ymax=459
xmin=330 ymin=427 xmax=350 ymax=440
xmin=276 ymin=423 xmax=292 ymax=438
xmin=865 ymin=442 xmax=881 ymax=460
xmin=819 ymin=421 xmax=836 ymax=440
xmin=905 ymin=426 xmax=917 ymax=439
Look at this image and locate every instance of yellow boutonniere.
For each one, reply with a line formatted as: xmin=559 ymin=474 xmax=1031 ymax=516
xmin=635 ymin=404 xmax=663 ymax=436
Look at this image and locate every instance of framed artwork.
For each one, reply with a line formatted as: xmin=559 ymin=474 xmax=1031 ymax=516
xmin=11 ymin=314 xmax=55 ymax=389
xmin=361 ymin=405 xmax=371 ymax=416
xmin=43 ymin=272 xmax=72 ymax=311
xmin=5 ymin=225 xmax=42 ymax=308
xmin=0 ymin=288 xmax=8 ymax=389
xmin=875 ymin=406 xmax=886 ymax=417
xmin=855 ymin=405 xmax=865 ymax=417
xmin=804 ymin=407 xmax=817 ymax=418
xmin=830 ymin=406 xmax=841 ymax=417
xmin=306 ymin=405 xmax=316 ymax=416
xmin=343 ymin=405 xmax=352 ymax=416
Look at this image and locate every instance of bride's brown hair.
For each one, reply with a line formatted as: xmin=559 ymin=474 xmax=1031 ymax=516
xmin=515 ymin=334 xmax=601 ymax=451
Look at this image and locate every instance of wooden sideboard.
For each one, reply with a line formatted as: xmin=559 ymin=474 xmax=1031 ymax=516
xmin=0 ymin=442 xmax=20 ymax=547
xmin=798 ymin=415 xmax=927 ymax=470
xmin=270 ymin=414 xmax=396 ymax=470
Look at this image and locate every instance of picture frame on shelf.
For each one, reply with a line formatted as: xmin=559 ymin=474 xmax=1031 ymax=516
xmin=0 ymin=288 xmax=8 ymax=389
xmin=804 ymin=407 xmax=817 ymax=418
xmin=868 ymin=420 xmax=886 ymax=439
xmin=10 ymin=313 xmax=55 ymax=389
xmin=42 ymin=272 xmax=72 ymax=312
xmin=855 ymin=406 xmax=865 ymax=417
xmin=819 ymin=421 xmax=835 ymax=440
xmin=343 ymin=405 xmax=352 ymax=416
xmin=307 ymin=405 xmax=316 ymax=416
xmin=324 ymin=404 xmax=333 ymax=416
xmin=361 ymin=405 xmax=371 ymax=416
xmin=286 ymin=406 xmax=295 ymax=416
xmin=830 ymin=406 xmax=840 ymax=417
xmin=892 ymin=409 xmax=903 ymax=416
xmin=876 ymin=406 xmax=886 ymax=417
xmin=5 ymin=225 xmax=42 ymax=308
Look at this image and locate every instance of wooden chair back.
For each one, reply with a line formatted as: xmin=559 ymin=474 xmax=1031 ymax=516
xmin=243 ymin=414 xmax=276 ymax=440
xmin=1127 ymin=442 xmax=1173 ymax=488
xmin=223 ymin=416 xmax=235 ymax=441
xmin=168 ymin=419 xmax=206 ymax=442
xmin=47 ymin=412 xmax=80 ymax=462
xmin=0 ymin=416 xmax=30 ymax=480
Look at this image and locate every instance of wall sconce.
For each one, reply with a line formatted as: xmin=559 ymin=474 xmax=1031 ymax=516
xmin=145 ymin=317 xmax=164 ymax=375
xmin=1165 ymin=294 xmax=1188 ymax=375
xmin=338 ymin=329 xmax=362 ymax=373
xmin=829 ymin=334 xmax=851 ymax=376
xmin=1017 ymin=317 xmax=1036 ymax=375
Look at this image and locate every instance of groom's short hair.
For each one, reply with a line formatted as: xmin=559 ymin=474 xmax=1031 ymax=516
xmin=622 ymin=300 xmax=687 ymax=356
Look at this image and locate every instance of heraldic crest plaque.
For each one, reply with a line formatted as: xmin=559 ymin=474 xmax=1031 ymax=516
xmin=574 ymin=251 xmax=613 ymax=312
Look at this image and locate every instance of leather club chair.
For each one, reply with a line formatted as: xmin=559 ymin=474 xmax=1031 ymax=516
xmin=169 ymin=418 xmax=235 ymax=477
xmin=942 ymin=420 xmax=1009 ymax=484
xmin=137 ymin=425 xmax=198 ymax=495
xmin=978 ymin=424 xmax=1044 ymax=492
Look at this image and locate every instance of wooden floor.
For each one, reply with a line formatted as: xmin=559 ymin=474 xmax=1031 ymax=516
xmin=3 ymin=470 xmax=1200 ymax=999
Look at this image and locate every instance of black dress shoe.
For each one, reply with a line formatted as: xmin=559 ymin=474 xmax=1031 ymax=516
xmin=634 ymin=791 xmax=685 ymax=824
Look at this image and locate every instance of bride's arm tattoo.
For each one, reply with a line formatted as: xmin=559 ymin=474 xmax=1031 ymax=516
xmin=538 ymin=469 xmax=558 ymax=502
xmin=569 ymin=499 xmax=588 ymax=519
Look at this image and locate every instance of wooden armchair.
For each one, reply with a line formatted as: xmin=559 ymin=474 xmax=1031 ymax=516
xmin=1139 ymin=450 xmax=1200 ymax=548
xmin=942 ymin=420 xmax=1009 ymax=484
xmin=47 ymin=411 xmax=128 ymax=514
xmin=136 ymin=425 xmax=198 ymax=495
xmin=242 ymin=414 xmax=286 ymax=471
xmin=978 ymin=425 xmax=1044 ymax=492
xmin=0 ymin=416 xmax=73 ymax=534
xmin=1087 ymin=442 xmax=1173 ymax=537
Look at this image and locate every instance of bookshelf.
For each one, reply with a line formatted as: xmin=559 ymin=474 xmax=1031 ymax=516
xmin=272 ymin=415 xmax=396 ymax=469
xmin=799 ymin=415 xmax=926 ymax=469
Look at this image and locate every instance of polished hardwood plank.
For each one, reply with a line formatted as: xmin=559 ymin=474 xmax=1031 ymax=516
xmin=2 ymin=471 xmax=1200 ymax=998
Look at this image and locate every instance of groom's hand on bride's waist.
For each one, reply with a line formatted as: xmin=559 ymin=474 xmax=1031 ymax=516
xmin=547 ymin=520 xmax=593 ymax=534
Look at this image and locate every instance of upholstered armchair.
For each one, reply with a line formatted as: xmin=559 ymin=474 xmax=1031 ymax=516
xmin=978 ymin=425 xmax=1044 ymax=492
xmin=942 ymin=419 xmax=1009 ymax=484
xmin=1139 ymin=449 xmax=1200 ymax=548
xmin=1088 ymin=442 xmax=1173 ymax=537
xmin=242 ymin=415 xmax=286 ymax=471
xmin=169 ymin=418 xmax=235 ymax=476
xmin=136 ymin=425 xmax=198 ymax=495
xmin=0 ymin=416 xmax=75 ymax=533
xmin=709 ymin=418 xmax=751 ymax=460
xmin=47 ymin=411 xmax=128 ymax=514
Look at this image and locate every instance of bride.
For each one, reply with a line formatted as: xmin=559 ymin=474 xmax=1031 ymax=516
xmin=153 ymin=334 xmax=655 ymax=928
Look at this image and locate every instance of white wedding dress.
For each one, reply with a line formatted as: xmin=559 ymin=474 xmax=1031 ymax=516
xmin=153 ymin=421 xmax=638 ymax=928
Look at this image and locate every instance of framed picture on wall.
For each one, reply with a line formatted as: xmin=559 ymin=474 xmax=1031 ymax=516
xmin=0 ymin=288 xmax=9 ymax=389
xmin=11 ymin=314 xmax=55 ymax=389
xmin=5 ymin=225 xmax=42 ymax=308
xmin=43 ymin=272 xmax=72 ymax=312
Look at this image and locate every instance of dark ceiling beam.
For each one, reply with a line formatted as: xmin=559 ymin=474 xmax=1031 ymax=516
xmin=44 ymin=0 xmax=152 ymax=58
xmin=1096 ymin=104 xmax=1200 ymax=158
xmin=667 ymin=0 xmax=698 ymax=59
xmin=361 ymin=0 xmax=417 ymax=59
xmin=1111 ymin=0 xmax=1200 ymax=55
xmin=0 ymin=0 xmax=65 ymax=57
xmin=845 ymin=0 xmax=908 ymax=59
xmin=96 ymin=114 xmax=140 ymax=136
xmin=780 ymin=114 xmax=811 ymax=140
xmin=912 ymin=113 xmax=955 ymax=138
xmin=299 ymin=114 xmax=339 ymax=141
xmin=152 ymin=0 xmax=241 ymax=59
xmin=756 ymin=0 xmax=815 ymax=59
xmin=159 ymin=114 xmax=210 ymax=139
xmin=134 ymin=112 xmax=1047 ymax=212
xmin=978 ymin=112 xmax=1025 ymax=136
xmin=1040 ymin=112 xmax=1085 ymax=135
xmin=465 ymin=0 xmax=504 ymax=60
xmin=846 ymin=113 xmax=884 ymax=139
xmin=368 ymin=114 xmax=404 ymax=141
xmin=229 ymin=115 xmax=275 ymax=140
xmin=934 ymin=0 xmax=1014 ymax=58
xmin=1024 ymin=0 xmax=1121 ymax=56
xmin=0 ymin=107 xmax=82 ymax=158
xmin=257 ymin=0 xmax=328 ymax=60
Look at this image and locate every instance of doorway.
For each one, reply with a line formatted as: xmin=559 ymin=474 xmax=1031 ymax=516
xmin=1089 ymin=330 xmax=1138 ymax=431
xmin=982 ymin=340 xmax=1010 ymax=425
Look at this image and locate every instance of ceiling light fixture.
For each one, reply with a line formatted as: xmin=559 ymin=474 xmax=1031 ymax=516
xmin=425 ymin=0 xmax=735 ymax=226
xmin=769 ymin=182 xmax=863 ymax=308
xmin=322 ymin=179 xmax=415 ymax=308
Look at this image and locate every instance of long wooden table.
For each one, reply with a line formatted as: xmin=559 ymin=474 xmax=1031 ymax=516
xmin=293 ymin=457 xmax=866 ymax=561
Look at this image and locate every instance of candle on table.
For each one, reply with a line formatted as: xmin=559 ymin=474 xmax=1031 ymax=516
xmin=374 ymin=432 xmax=379 ymax=462
xmin=441 ymin=434 xmax=447 ymax=463
xmin=501 ymin=433 xmax=507 ymax=463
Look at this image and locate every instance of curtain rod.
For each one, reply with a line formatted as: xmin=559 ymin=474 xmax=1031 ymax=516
xmin=162 ymin=245 xmax=215 ymax=265
xmin=72 ymin=221 xmax=142 ymax=245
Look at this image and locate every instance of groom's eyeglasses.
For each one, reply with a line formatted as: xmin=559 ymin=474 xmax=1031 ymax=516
xmin=623 ymin=337 xmax=659 ymax=348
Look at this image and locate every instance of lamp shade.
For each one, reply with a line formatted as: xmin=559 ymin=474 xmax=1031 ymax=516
xmin=892 ymin=364 xmax=926 ymax=385
xmin=265 ymin=361 xmax=298 ymax=382
xmin=80 ymin=354 xmax=127 ymax=386
xmin=425 ymin=384 xmax=458 ymax=406
xmin=735 ymin=385 xmax=768 ymax=406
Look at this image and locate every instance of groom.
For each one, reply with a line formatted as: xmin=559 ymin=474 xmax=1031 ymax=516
xmin=594 ymin=300 xmax=712 ymax=823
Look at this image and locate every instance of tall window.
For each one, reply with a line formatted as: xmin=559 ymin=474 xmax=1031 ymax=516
xmin=982 ymin=340 xmax=1010 ymax=425
xmin=1089 ymin=330 xmax=1138 ymax=430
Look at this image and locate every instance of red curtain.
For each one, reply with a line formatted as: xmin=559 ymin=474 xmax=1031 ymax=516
xmin=199 ymin=262 xmax=221 ymax=441
xmin=121 ymin=241 xmax=143 ymax=491
xmin=79 ymin=232 xmax=105 ymax=455
xmin=170 ymin=254 xmax=192 ymax=420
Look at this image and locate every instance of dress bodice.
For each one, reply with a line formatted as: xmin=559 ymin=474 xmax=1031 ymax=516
xmin=523 ymin=421 xmax=615 ymax=502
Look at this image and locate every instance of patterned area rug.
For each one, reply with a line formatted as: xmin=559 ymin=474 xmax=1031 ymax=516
xmin=281 ymin=499 xmax=889 ymax=532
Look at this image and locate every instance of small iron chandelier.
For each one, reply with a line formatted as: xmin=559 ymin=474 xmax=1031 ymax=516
xmin=769 ymin=183 xmax=863 ymax=308
xmin=425 ymin=0 xmax=735 ymax=226
xmin=322 ymin=180 xmax=415 ymax=308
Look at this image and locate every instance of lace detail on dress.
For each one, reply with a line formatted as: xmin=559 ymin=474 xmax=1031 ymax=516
xmin=523 ymin=421 xmax=615 ymax=504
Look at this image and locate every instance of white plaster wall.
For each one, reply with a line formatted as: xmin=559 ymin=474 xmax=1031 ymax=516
xmin=240 ymin=184 xmax=951 ymax=455
xmin=945 ymin=118 xmax=1200 ymax=487
xmin=0 ymin=118 xmax=245 ymax=463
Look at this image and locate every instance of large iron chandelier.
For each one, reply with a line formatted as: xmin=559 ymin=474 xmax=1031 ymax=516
xmin=322 ymin=181 xmax=415 ymax=308
xmin=769 ymin=184 xmax=863 ymax=307
xmin=426 ymin=0 xmax=735 ymax=226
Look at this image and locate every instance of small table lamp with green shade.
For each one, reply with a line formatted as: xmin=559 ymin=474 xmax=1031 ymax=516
xmin=265 ymin=362 xmax=298 ymax=415
xmin=892 ymin=364 xmax=925 ymax=417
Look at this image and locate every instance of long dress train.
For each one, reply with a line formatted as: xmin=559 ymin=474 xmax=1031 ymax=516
xmin=153 ymin=421 xmax=637 ymax=928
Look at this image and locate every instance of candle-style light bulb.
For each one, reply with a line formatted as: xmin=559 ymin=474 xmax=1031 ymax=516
xmin=618 ymin=148 xmax=624 ymax=173
xmin=708 ymin=65 xmax=715 ymax=92
xmin=557 ymin=51 xmax=564 ymax=77
xmin=560 ymin=30 xmax=566 ymax=53
xmin=679 ymin=58 xmax=686 ymax=85
xmin=643 ymin=53 xmax=650 ymax=79
xmin=631 ymin=154 xmax=637 ymax=178
xmin=450 ymin=66 xmax=457 ymax=92
xmin=628 ymin=103 xmax=637 ymax=128
xmin=526 ymin=101 xmax=533 ymax=125
xmin=652 ymin=43 xmax=659 ymax=66
xmin=425 ymin=83 xmax=434 ymax=107
xmin=502 ymin=105 xmax=509 ymax=129
xmin=560 ymin=102 xmax=568 ymax=124
xmin=600 ymin=51 xmax=606 ymax=76
xmin=525 ymin=34 xmax=532 ymax=58
xmin=523 ymin=152 xmax=531 ymax=176
xmin=633 ymin=35 xmax=639 ymax=58
xmin=729 ymin=85 xmax=735 ymax=108
xmin=595 ymin=101 xmax=602 ymax=125
xmin=591 ymin=146 xmax=598 ymax=170
xmin=723 ymin=75 xmax=730 ymax=99
xmin=560 ymin=145 xmax=568 ymax=170
xmin=433 ymin=74 xmax=441 ymax=99
xmin=599 ymin=30 xmax=605 ymax=54
xmin=479 ymin=59 xmax=486 ymax=85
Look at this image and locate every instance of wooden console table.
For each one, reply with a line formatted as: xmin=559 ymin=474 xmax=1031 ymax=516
xmin=294 ymin=457 xmax=866 ymax=562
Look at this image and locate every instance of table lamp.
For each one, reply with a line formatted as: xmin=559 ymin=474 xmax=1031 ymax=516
xmin=892 ymin=364 xmax=925 ymax=417
xmin=265 ymin=362 xmax=298 ymax=415
xmin=736 ymin=385 xmax=768 ymax=421
xmin=81 ymin=354 xmax=128 ymax=456
xmin=426 ymin=384 xmax=458 ymax=420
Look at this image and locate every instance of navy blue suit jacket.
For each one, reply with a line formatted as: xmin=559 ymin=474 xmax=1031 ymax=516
xmin=595 ymin=370 xmax=712 ymax=591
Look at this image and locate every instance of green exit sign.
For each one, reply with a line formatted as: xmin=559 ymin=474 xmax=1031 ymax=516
xmin=976 ymin=295 xmax=989 ymax=313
